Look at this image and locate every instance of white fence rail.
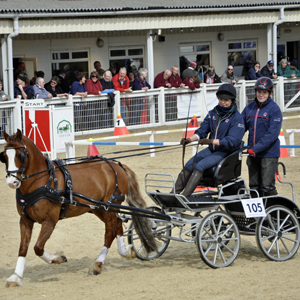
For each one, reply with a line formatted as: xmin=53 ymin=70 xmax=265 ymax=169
xmin=1 ymin=78 xmax=300 ymax=144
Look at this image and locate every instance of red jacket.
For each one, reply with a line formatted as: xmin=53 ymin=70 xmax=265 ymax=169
xmin=85 ymin=79 xmax=102 ymax=95
xmin=112 ymin=74 xmax=130 ymax=92
xmin=169 ymin=74 xmax=183 ymax=88
xmin=183 ymin=77 xmax=200 ymax=91
xmin=154 ymin=71 xmax=170 ymax=88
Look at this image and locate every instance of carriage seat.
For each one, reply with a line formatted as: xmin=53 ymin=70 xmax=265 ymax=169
xmin=198 ymin=143 xmax=245 ymax=188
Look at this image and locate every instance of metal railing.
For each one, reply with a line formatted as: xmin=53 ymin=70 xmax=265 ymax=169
xmin=1 ymin=77 xmax=300 ymax=143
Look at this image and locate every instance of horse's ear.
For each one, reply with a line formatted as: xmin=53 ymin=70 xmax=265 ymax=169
xmin=3 ymin=130 xmax=9 ymax=142
xmin=16 ymin=129 xmax=23 ymax=141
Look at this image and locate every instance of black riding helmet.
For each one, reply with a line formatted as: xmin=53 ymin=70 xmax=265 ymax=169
xmin=216 ymin=83 xmax=236 ymax=101
xmin=254 ymin=77 xmax=273 ymax=92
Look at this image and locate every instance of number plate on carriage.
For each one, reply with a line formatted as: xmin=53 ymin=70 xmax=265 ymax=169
xmin=241 ymin=198 xmax=266 ymax=218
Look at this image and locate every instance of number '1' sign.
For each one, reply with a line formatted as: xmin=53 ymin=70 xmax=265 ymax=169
xmin=241 ymin=198 xmax=266 ymax=218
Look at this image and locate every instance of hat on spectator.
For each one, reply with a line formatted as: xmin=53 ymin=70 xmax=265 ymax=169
xmin=17 ymin=74 xmax=27 ymax=83
xmin=267 ymin=60 xmax=274 ymax=66
xmin=189 ymin=62 xmax=197 ymax=68
xmin=290 ymin=59 xmax=297 ymax=67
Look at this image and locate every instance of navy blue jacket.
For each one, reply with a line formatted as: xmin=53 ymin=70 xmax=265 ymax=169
xmin=245 ymin=67 xmax=263 ymax=80
xmin=241 ymin=97 xmax=282 ymax=158
xmin=194 ymin=104 xmax=245 ymax=153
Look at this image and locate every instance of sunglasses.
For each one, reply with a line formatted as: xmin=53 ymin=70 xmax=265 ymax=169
xmin=227 ymin=68 xmax=233 ymax=71
xmin=51 ymin=81 xmax=57 ymax=84
xmin=91 ymin=75 xmax=97 ymax=78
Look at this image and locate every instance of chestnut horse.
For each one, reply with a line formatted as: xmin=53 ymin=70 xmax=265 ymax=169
xmin=1 ymin=129 xmax=157 ymax=287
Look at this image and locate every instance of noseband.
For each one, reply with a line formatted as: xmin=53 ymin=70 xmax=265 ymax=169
xmin=1 ymin=134 xmax=29 ymax=181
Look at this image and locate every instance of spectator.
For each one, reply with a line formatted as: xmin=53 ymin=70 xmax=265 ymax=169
xmin=261 ymin=60 xmax=278 ymax=79
xmin=30 ymin=70 xmax=45 ymax=86
xmin=100 ymin=70 xmax=115 ymax=126
xmin=199 ymin=66 xmax=207 ymax=81
xmin=125 ymin=59 xmax=133 ymax=74
xmin=154 ymin=70 xmax=172 ymax=88
xmin=277 ymin=58 xmax=289 ymax=77
xmin=245 ymin=61 xmax=262 ymax=80
xmin=182 ymin=62 xmax=201 ymax=83
xmin=288 ymin=59 xmax=300 ymax=78
xmin=14 ymin=73 xmax=34 ymax=99
xmin=183 ymin=75 xmax=200 ymax=90
xmin=203 ymin=66 xmax=221 ymax=84
xmin=220 ymin=65 xmax=238 ymax=84
xmin=94 ymin=61 xmax=105 ymax=78
xmin=128 ymin=71 xmax=136 ymax=88
xmin=131 ymin=68 xmax=151 ymax=125
xmin=14 ymin=61 xmax=27 ymax=80
xmin=85 ymin=71 xmax=102 ymax=95
xmin=58 ymin=69 xmax=70 ymax=93
xmin=33 ymin=77 xmax=53 ymax=99
xmin=113 ymin=67 xmax=132 ymax=123
xmin=169 ymin=65 xmax=185 ymax=88
xmin=179 ymin=56 xmax=189 ymax=77
xmin=0 ymin=81 xmax=9 ymax=101
xmin=45 ymin=76 xmax=69 ymax=98
xmin=70 ymin=72 xmax=88 ymax=97
xmin=100 ymin=70 xmax=115 ymax=94
xmin=242 ymin=77 xmax=282 ymax=197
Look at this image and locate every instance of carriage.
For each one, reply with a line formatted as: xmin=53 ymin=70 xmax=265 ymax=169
xmin=123 ymin=146 xmax=300 ymax=268
xmin=1 ymin=130 xmax=300 ymax=287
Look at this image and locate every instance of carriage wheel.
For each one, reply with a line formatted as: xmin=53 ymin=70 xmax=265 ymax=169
xmin=127 ymin=206 xmax=172 ymax=261
xmin=196 ymin=211 xmax=240 ymax=268
xmin=255 ymin=205 xmax=300 ymax=261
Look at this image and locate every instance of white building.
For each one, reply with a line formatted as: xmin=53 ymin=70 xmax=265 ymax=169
xmin=1 ymin=0 xmax=300 ymax=98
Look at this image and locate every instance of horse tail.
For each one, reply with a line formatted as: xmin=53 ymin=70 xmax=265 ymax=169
xmin=123 ymin=165 xmax=157 ymax=253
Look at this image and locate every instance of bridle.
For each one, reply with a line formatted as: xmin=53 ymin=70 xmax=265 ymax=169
xmin=0 ymin=135 xmax=29 ymax=181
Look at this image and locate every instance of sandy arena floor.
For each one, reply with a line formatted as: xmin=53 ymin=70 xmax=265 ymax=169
xmin=0 ymin=112 xmax=300 ymax=300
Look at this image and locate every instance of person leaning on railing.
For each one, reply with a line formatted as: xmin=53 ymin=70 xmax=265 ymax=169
xmin=85 ymin=71 xmax=103 ymax=96
xmin=45 ymin=76 xmax=69 ymax=98
xmin=70 ymin=72 xmax=88 ymax=98
xmin=33 ymin=77 xmax=53 ymax=99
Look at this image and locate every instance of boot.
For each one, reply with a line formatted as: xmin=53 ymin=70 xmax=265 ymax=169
xmin=182 ymin=169 xmax=203 ymax=199
xmin=264 ymin=189 xmax=278 ymax=196
xmin=172 ymin=167 xmax=192 ymax=194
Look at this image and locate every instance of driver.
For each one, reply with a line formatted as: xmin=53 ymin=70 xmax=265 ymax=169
xmin=174 ymin=83 xmax=245 ymax=198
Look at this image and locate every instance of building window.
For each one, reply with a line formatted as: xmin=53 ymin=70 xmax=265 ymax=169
xmin=51 ymin=50 xmax=89 ymax=86
xmin=109 ymin=46 xmax=144 ymax=76
xmin=179 ymin=42 xmax=211 ymax=75
xmin=227 ymin=40 xmax=257 ymax=77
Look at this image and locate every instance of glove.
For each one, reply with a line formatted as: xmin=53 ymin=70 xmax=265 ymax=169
xmin=200 ymin=138 xmax=213 ymax=145
xmin=247 ymin=149 xmax=255 ymax=156
xmin=180 ymin=137 xmax=191 ymax=145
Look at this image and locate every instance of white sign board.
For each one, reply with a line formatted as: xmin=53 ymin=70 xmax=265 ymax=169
xmin=177 ymin=93 xmax=201 ymax=119
xmin=52 ymin=106 xmax=74 ymax=153
xmin=205 ymin=91 xmax=219 ymax=112
xmin=241 ymin=198 xmax=266 ymax=218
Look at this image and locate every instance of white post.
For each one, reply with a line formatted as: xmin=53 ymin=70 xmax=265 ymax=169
xmin=277 ymin=76 xmax=285 ymax=111
xmin=147 ymin=30 xmax=154 ymax=89
xmin=1 ymin=36 xmax=8 ymax=94
xmin=286 ymin=129 xmax=296 ymax=157
xmin=158 ymin=87 xmax=165 ymax=125
xmin=149 ymin=132 xmax=155 ymax=157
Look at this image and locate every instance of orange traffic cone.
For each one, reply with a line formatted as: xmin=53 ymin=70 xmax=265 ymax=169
xmin=183 ymin=114 xmax=198 ymax=137
xmin=278 ymin=129 xmax=289 ymax=158
xmin=87 ymin=138 xmax=101 ymax=157
xmin=113 ymin=114 xmax=129 ymax=136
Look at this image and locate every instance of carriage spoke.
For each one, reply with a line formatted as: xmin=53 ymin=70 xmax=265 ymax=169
xmin=279 ymin=237 xmax=292 ymax=255
xmin=218 ymin=245 xmax=226 ymax=264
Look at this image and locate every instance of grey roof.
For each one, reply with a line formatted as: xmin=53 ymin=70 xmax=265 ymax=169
xmin=1 ymin=0 xmax=300 ymax=13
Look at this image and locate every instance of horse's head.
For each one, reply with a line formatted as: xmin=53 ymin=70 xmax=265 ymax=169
xmin=1 ymin=129 xmax=29 ymax=189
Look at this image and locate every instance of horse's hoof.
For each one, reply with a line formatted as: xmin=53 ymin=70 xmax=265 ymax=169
xmin=53 ymin=251 xmax=67 ymax=264
xmin=61 ymin=255 xmax=67 ymax=263
xmin=88 ymin=262 xmax=102 ymax=275
xmin=5 ymin=281 xmax=19 ymax=288
xmin=131 ymin=249 xmax=136 ymax=258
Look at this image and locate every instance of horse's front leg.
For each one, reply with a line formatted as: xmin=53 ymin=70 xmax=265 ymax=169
xmin=34 ymin=218 xmax=67 ymax=265
xmin=89 ymin=214 xmax=134 ymax=275
xmin=6 ymin=217 xmax=34 ymax=287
